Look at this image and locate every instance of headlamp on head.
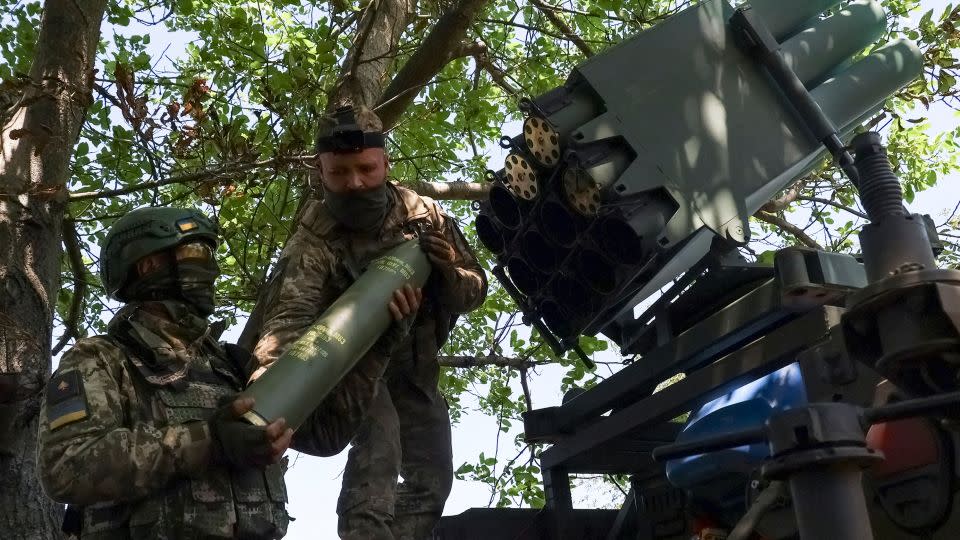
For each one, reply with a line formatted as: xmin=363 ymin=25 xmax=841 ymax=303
xmin=316 ymin=106 xmax=386 ymax=153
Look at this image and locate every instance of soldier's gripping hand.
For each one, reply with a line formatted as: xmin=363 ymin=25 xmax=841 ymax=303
xmin=372 ymin=284 xmax=422 ymax=355
xmin=420 ymin=230 xmax=457 ymax=271
xmin=388 ymin=283 xmax=422 ymax=321
xmin=208 ymin=397 xmax=294 ymax=468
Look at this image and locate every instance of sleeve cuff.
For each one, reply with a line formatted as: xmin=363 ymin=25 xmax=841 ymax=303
xmin=169 ymin=421 xmax=213 ymax=476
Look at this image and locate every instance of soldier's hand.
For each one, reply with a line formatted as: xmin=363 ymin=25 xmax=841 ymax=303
xmin=420 ymin=231 xmax=457 ymax=268
xmin=373 ymin=285 xmax=420 ymax=355
xmin=208 ymin=397 xmax=294 ymax=468
xmin=264 ymin=413 xmax=294 ymax=463
xmin=388 ymin=284 xmax=422 ymax=321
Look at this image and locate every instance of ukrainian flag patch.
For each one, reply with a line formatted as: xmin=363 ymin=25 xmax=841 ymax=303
xmin=176 ymin=219 xmax=199 ymax=232
xmin=46 ymin=370 xmax=88 ymax=430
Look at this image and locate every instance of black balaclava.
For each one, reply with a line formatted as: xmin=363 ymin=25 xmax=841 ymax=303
xmin=124 ymin=248 xmax=220 ymax=317
xmin=323 ymin=183 xmax=390 ymax=234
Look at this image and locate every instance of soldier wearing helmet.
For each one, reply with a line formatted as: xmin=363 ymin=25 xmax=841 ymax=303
xmin=246 ymin=105 xmax=488 ymax=539
xmin=37 ymin=207 xmax=390 ymax=539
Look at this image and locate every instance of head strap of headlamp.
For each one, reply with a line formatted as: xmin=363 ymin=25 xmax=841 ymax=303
xmin=316 ymin=106 xmax=386 ymax=153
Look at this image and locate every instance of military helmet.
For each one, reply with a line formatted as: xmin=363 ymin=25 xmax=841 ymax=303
xmin=100 ymin=207 xmax=218 ymax=300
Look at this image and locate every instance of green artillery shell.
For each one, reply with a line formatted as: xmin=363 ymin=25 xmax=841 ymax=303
xmin=241 ymin=239 xmax=431 ymax=430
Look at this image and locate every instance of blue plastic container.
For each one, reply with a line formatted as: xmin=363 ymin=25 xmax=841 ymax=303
xmin=665 ymin=364 xmax=807 ymax=512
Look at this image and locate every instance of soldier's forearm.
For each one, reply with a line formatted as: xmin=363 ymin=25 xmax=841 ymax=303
xmin=39 ymin=422 xmax=211 ymax=505
xmin=252 ymin=318 xmax=322 ymax=369
xmin=437 ymin=266 xmax=488 ymax=314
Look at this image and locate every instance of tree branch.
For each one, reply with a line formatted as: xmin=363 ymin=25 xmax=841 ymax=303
xmin=759 ymin=183 xmax=802 ymax=213
xmin=68 ymin=155 xmax=313 ymax=201
xmin=797 ymin=196 xmax=868 ymax=219
xmin=753 ymin=211 xmax=824 ymax=250
xmin=469 ymin=40 xmax=519 ymax=95
xmin=53 ymin=219 xmax=87 ymax=355
xmin=408 ymin=179 xmax=490 ymax=200
xmin=519 ymin=367 xmax=533 ymax=410
xmin=70 ymin=154 xmax=488 ymax=202
xmin=529 ymin=0 xmax=594 ymax=57
xmin=439 ymin=354 xmax=533 ymax=369
xmin=376 ymin=0 xmax=491 ymax=129
xmin=478 ymin=18 xmax=606 ymax=44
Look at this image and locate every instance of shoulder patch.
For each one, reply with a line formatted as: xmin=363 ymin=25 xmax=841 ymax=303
xmin=46 ymin=370 xmax=89 ymax=430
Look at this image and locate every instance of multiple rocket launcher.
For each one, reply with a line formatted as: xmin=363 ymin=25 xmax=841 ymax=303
xmin=474 ymin=0 xmax=924 ymax=350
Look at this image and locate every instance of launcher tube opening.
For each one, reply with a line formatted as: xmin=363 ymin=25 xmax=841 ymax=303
xmin=541 ymin=199 xmax=580 ymax=247
xmin=598 ymin=216 xmax=650 ymax=265
xmin=577 ymin=249 xmax=618 ymax=294
xmin=476 ymin=213 xmax=506 ymax=254
xmin=524 ymin=230 xmax=567 ymax=273
xmin=490 ymin=184 xmax=523 ymax=229
xmin=507 ymin=257 xmax=541 ymax=296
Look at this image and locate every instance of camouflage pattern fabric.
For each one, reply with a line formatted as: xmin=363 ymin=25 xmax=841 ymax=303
xmin=37 ymin=301 xmax=289 ymax=539
xmin=252 ymin=182 xmax=488 ymax=539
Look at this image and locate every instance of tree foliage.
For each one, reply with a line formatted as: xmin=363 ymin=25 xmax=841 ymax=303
xmin=1 ymin=0 xmax=960 ymax=527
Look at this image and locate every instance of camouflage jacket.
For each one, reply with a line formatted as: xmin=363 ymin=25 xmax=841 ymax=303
xmin=38 ymin=301 xmax=288 ymax=540
xmin=251 ymin=183 xmax=488 ymax=449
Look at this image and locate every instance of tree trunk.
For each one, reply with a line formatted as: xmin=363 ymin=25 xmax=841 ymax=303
xmin=329 ymin=0 xmax=418 ymax=110
xmin=0 ymin=0 xmax=107 ymax=537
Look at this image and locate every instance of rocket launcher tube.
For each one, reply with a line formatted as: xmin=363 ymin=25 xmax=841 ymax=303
xmin=523 ymin=229 xmax=570 ymax=274
xmin=576 ymin=248 xmax=619 ymax=295
xmin=780 ymin=0 xmax=887 ymax=88
xmin=506 ymin=256 xmax=542 ymax=296
xmin=531 ymin=77 xmax=601 ymax=138
xmin=540 ymin=298 xmax=576 ymax=338
xmin=489 ymin=183 xmax=524 ymax=229
xmin=811 ymin=39 xmax=923 ymax=129
xmin=241 ymin=239 xmax=431 ymax=430
xmin=748 ymin=0 xmax=843 ymax=41
xmin=540 ymin=198 xmax=580 ymax=248
xmin=476 ymin=212 xmax=508 ymax=255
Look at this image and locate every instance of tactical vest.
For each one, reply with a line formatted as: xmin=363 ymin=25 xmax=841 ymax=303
xmin=239 ymin=183 xmax=460 ymax=354
xmin=78 ymin=338 xmax=289 ymax=540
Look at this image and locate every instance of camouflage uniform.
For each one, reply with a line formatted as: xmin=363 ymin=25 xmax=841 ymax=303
xmin=38 ymin=300 xmax=388 ymax=539
xmin=252 ymin=182 xmax=487 ymax=539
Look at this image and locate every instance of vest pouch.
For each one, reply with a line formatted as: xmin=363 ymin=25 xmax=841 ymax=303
xmin=234 ymin=467 xmax=270 ymax=503
xmin=232 ymin=465 xmax=289 ymax=539
xmin=82 ymin=503 xmax=131 ymax=538
xmin=191 ymin=468 xmax=233 ymax=503
xmin=156 ymin=385 xmax=239 ymax=538
xmin=127 ymin=500 xmax=162 ymax=539
xmin=265 ymin=460 xmax=289 ymax=503
xmin=156 ymin=382 xmax=228 ymax=424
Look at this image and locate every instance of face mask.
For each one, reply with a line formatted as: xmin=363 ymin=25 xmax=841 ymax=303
xmin=323 ymin=183 xmax=389 ymax=233
xmin=175 ymin=260 xmax=220 ymax=316
xmin=126 ymin=257 xmax=220 ymax=317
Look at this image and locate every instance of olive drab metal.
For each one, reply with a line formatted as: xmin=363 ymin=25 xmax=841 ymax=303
xmin=474 ymin=0 xmax=922 ymax=347
xmin=241 ymin=239 xmax=432 ymax=430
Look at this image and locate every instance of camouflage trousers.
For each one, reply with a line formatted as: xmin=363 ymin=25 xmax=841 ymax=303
xmin=336 ymin=346 xmax=453 ymax=540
